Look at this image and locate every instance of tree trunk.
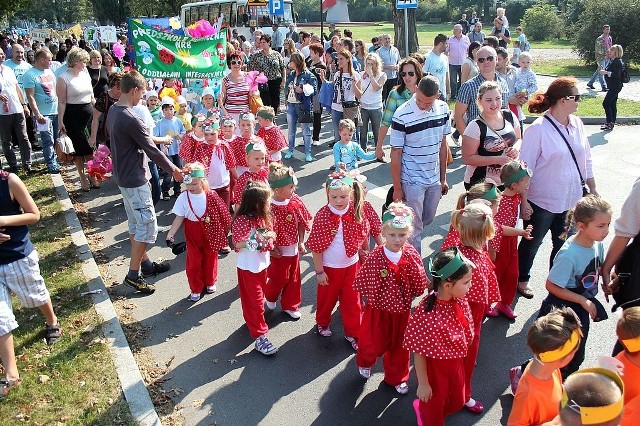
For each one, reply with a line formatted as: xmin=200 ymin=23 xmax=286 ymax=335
xmin=392 ymin=7 xmax=419 ymax=56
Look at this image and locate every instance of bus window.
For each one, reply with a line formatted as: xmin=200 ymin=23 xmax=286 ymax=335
xmin=284 ymin=3 xmax=293 ymax=23
xmin=230 ymin=3 xmax=238 ymax=27
xmin=220 ymin=3 xmax=231 ymax=24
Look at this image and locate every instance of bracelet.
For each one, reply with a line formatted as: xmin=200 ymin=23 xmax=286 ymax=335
xmin=315 ymin=270 xmax=325 ymax=276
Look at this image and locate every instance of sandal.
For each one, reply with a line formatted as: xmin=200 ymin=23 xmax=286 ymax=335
xmin=44 ymin=323 xmax=62 ymax=345
xmin=345 ymin=336 xmax=358 ymax=352
xmin=0 ymin=377 xmax=22 ymax=399
xmin=517 ymin=284 xmax=534 ymax=299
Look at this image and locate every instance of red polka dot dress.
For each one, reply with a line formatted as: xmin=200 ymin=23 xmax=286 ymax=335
xmin=257 ymin=125 xmax=287 ymax=162
xmin=265 ymin=194 xmax=313 ymax=311
xmin=493 ymin=193 xmax=522 ymax=306
xmin=354 ymin=244 xmax=428 ymax=386
xmin=403 ymin=296 xmax=474 ymax=425
xmin=232 ymin=168 xmax=269 ymax=205
xmin=178 ymin=133 xmax=236 ymax=177
xmin=307 ymin=203 xmax=369 ymax=338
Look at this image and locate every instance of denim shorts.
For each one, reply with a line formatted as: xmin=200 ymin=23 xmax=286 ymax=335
xmin=120 ymin=184 xmax=158 ymax=243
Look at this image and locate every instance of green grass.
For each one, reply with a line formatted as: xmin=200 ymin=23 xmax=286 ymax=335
xmin=299 ymin=22 xmax=573 ymax=49
xmin=535 ymin=58 xmax=640 ymax=77
xmin=0 ymin=171 xmax=135 ymax=425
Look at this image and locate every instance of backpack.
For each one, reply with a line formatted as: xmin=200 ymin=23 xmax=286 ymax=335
xmin=622 ymin=61 xmax=631 ymax=84
xmin=612 ymin=233 xmax=640 ymax=311
xmin=468 ymin=109 xmax=516 ymax=186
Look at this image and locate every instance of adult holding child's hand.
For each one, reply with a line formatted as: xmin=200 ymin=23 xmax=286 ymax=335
xmin=517 ymin=77 xmax=597 ymax=299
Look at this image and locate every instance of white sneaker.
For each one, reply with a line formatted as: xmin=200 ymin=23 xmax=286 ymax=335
xmin=284 ymin=309 xmax=302 ymax=319
xmin=395 ymin=382 xmax=409 ymax=395
xmin=206 ymin=285 xmax=217 ymax=294
xmin=358 ymin=367 xmax=371 ymax=379
xmin=265 ymin=299 xmax=277 ymax=310
xmin=255 ymin=335 xmax=278 ymax=355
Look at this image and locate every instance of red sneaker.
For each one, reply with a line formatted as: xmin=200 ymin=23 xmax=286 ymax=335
xmin=464 ymin=398 xmax=484 ymax=414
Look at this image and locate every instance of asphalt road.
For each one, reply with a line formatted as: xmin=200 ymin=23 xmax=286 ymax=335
xmin=76 ymin=117 xmax=638 ymax=426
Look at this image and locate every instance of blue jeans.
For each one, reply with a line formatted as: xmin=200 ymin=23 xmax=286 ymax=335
xmin=403 ymin=182 xmax=442 ymax=255
xmin=39 ymin=115 xmax=60 ymax=171
xmin=148 ymin=161 xmax=161 ymax=205
xmin=449 ymin=64 xmax=462 ymax=100
xmin=359 ymin=107 xmax=382 ymax=150
xmin=588 ymin=59 xmax=609 ymax=89
xmin=286 ymin=103 xmax=311 ymax=155
xmin=517 ymin=201 xmax=568 ymax=282
xmin=331 ymin=109 xmax=343 ymax=143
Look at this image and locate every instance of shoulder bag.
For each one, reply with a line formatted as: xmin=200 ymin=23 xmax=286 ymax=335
xmin=338 ymin=73 xmax=361 ymax=125
xmin=544 ymin=115 xmax=589 ymax=196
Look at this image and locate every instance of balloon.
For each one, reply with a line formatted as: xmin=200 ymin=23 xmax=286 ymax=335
xmin=112 ymin=42 xmax=126 ymax=60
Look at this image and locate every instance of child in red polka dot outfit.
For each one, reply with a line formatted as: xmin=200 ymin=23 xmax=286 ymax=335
xmin=232 ymin=141 xmax=269 ymax=208
xmin=166 ymin=163 xmax=232 ymax=302
xmin=403 ymin=247 xmax=475 ymax=426
xmin=348 ymin=170 xmax=384 ymax=257
xmin=230 ymin=112 xmax=264 ymax=176
xmin=441 ymin=202 xmax=498 ymax=414
xmin=354 ymin=202 xmax=428 ymax=395
xmin=306 ymin=171 xmax=369 ymax=350
xmin=264 ymin=163 xmax=312 ymax=319
xmin=443 ymin=182 xmax=532 ymax=318
xmin=494 ymin=160 xmax=534 ymax=319
xmin=256 ymin=107 xmax=288 ymax=163
xmin=232 ymin=181 xmax=278 ymax=356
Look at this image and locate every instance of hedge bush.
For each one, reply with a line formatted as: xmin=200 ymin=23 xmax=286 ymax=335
xmin=520 ymin=3 xmax=564 ymax=41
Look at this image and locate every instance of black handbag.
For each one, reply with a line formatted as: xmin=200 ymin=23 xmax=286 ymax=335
xmin=295 ymin=104 xmax=313 ymax=123
xmin=612 ymin=233 xmax=640 ymax=311
xmin=544 ymin=115 xmax=589 ymax=196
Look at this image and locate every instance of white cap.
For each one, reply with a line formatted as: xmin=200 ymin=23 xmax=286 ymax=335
xmin=177 ymin=95 xmax=187 ymax=105
xmin=161 ymin=96 xmax=174 ymax=106
xmin=145 ymin=90 xmax=158 ymax=99
xmin=201 ymin=87 xmax=215 ymax=98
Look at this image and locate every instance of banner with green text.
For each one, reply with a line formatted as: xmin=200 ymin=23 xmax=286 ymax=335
xmin=129 ymin=19 xmax=228 ymax=79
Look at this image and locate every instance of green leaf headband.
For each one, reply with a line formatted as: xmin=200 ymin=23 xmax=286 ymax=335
xmin=183 ymin=168 xmax=206 ymax=184
xmin=246 ymin=141 xmax=267 ymax=154
xmin=480 ymin=184 xmax=499 ymax=201
xmin=428 ymin=247 xmax=474 ymax=281
xmin=326 ymin=171 xmax=353 ymax=189
xmin=222 ymin=117 xmax=237 ymax=127
xmin=239 ymin=112 xmax=255 ymax=122
xmin=382 ymin=205 xmax=412 ymax=229
xmin=191 ymin=114 xmax=206 ymax=127
xmin=256 ymin=109 xmax=275 ymax=121
xmin=269 ymin=168 xmax=298 ymax=189
xmin=502 ymin=161 xmax=533 ymax=186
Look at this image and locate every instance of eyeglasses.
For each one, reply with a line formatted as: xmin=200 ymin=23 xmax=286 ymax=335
xmin=230 ymin=60 xmax=242 ymax=65
xmin=399 ymin=71 xmax=416 ymax=77
xmin=581 ymin=270 xmax=600 ymax=289
xmin=564 ymin=95 xmax=581 ymax=102
xmin=477 ymin=56 xmax=495 ymax=63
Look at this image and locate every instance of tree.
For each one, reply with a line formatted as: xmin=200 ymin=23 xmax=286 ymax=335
xmin=92 ymin=0 xmax=130 ymax=25
xmin=574 ymin=0 xmax=638 ymax=64
xmin=392 ymin=2 xmax=418 ymax=56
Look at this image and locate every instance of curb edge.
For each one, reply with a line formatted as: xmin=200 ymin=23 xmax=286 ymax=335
xmin=50 ymin=173 xmax=161 ymax=426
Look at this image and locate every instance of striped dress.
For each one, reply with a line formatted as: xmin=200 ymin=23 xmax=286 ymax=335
xmin=223 ymin=75 xmax=251 ymax=115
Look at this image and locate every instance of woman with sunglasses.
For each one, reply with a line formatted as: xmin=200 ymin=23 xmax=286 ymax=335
xmin=219 ymin=51 xmax=255 ymax=123
xmin=461 ymin=80 xmax=521 ymax=189
xmin=375 ymin=57 xmax=423 ymax=161
xmin=517 ymin=77 xmax=599 ymax=299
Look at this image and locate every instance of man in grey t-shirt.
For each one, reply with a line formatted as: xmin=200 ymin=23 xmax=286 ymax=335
xmin=107 ymin=70 xmax=183 ymax=294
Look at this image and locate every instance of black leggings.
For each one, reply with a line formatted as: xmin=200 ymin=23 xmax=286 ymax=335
xmin=602 ymin=86 xmax=621 ymax=123
xmin=259 ymin=78 xmax=282 ymax=115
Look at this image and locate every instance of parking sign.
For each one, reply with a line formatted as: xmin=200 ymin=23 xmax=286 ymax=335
xmin=396 ymin=0 xmax=418 ymax=9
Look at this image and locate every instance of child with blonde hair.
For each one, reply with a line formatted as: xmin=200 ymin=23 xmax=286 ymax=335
xmin=508 ymin=307 xmax=582 ymax=426
xmin=306 ymin=171 xmax=369 ymax=350
xmin=333 ymin=119 xmax=376 ymax=171
xmin=265 ymin=163 xmax=312 ymax=319
xmin=404 ymin=247 xmax=475 ymax=425
xmin=354 ymin=203 xmax=428 ymax=395
xmin=256 ymin=106 xmax=288 ymax=162
xmin=442 ymin=202 xmax=499 ymax=414
xmin=232 ymin=141 xmax=269 ymax=208
xmin=166 ymin=163 xmax=232 ymax=301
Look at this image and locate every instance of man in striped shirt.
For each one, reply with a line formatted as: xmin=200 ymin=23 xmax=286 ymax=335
xmin=390 ymin=75 xmax=451 ymax=254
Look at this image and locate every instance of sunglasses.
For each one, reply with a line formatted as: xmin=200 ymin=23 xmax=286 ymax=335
xmin=477 ymin=56 xmax=495 ymax=63
xmin=230 ymin=60 xmax=242 ymax=65
xmin=399 ymin=71 xmax=416 ymax=77
xmin=564 ymin=95 xmax=581 ymax=102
